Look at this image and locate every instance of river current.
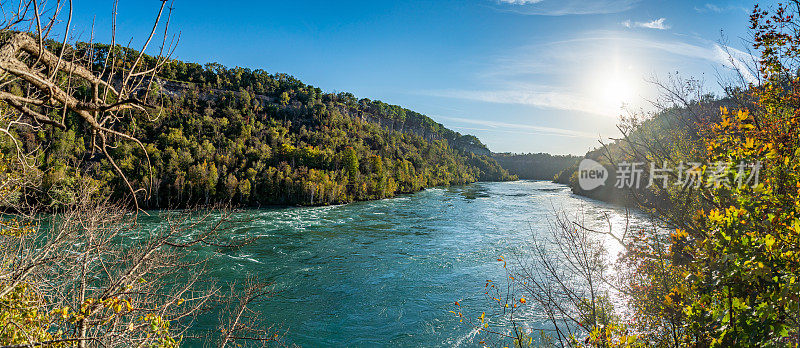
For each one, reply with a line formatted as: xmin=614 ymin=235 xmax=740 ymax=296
xmin=141 ymin=180 xmax=657 ymax=347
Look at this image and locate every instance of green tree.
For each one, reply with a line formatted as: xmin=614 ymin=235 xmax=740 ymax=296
xmin=205 ymin=162 xmax=218 ymax=205
xmin=343 ymin=147 xmax=359 ymax=183
xmin=279 ymin=91 xmax=290 ymax=107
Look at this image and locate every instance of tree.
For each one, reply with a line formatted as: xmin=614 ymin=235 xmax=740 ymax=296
xmin=343 ymin=146 xmax=360 ymax=183
xmin=224 ymin=173 xmax=239 ymax=201
xmin=205 ymin=162 xmax=219 ymax=205
xmin=238 ymin=178 xmax=252 ymax=202
xmin=0 ymin=0 xmax=181 ymax=210
xmin=279 ymin=91 xmax=290 ymax=107
xmin=465 ymin=3 xmax=800 ymax=347
xmin=369 ymin=155 xmax=386 ymax=198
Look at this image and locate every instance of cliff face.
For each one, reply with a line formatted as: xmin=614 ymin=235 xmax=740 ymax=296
xmin=154 ymin=76 xmax=493 ymax=156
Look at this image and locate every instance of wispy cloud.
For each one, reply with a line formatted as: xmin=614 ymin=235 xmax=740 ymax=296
xmin=712 ymin=45 xmax=758 ymax=84
xmin=694 ymin=3 xmax=747 ymax=13
xmin=490 ymin=33 xmax=759 ymax=82
xmin=421 ymin=31 xmax=759 ymax=116
xmin=496 ymin=0 xmax=543 ymax=4
xmin=426 ymin=87 xmax=610 ymax=116
xmin=491 ymin=0 xmax=639 ymax=16
xmin=613 ymin=36 xmax=757 ymax=83
xmin=622 ymin=18 xmax=670 ymax=30
xmin=437 ymin=116 xmax=598 ymax=138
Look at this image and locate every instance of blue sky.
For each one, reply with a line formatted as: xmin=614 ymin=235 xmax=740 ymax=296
xmin=67 ymin=0 xmax=773 ymax=154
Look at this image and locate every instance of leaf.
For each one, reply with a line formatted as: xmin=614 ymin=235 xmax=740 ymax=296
xmin=764 ymin=234 xmax=776 ymax=250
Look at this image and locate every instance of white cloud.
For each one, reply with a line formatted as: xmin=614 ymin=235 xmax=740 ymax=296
xmin=492 ymin=0 xmax=639 ymax=16
xmin=437 ymin=116 xmax=597 ymax=138
xmin=701 ymin=4 xmax=723 ymax=12
xmin=612 ymin=36 xmax=757 ymax=83
xmin=694 ymin=3 xmax=747 ymax=13
xmin=426 ymin=87 xmax=612 ymax=116
xmin=712 ymin=45 xmax=759 ymax=84
xmin=622 ymin=18 xmax=670 ymax=30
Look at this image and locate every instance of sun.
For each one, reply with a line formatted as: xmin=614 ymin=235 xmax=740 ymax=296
xmin=586 ymin=63 xmax=639 ymax=115
xmin=601 ymin=75 xmax=635 ymax=110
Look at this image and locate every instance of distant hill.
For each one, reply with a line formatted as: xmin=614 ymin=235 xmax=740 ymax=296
xmin=492 ymin=153 xmax=580 ymax=181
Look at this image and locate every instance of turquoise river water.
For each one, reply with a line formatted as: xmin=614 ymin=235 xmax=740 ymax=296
xmin=140 ymin=180 xmax=657 ymax=347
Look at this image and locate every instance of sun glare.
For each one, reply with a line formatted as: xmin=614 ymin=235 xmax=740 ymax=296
xmin=587 ymin=62 xmax=639 ymax=115
xmin=602 ymin=76 xmax=635 ymax=109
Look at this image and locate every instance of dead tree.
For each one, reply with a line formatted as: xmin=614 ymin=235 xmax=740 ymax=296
xmin=0 ymin=0 xmax=178 ymax=210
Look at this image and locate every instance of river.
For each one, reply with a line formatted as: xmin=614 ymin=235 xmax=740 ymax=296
xmin=141 ymin=180 xmax=657 ymax=347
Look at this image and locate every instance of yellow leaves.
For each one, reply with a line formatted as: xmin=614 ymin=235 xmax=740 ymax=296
xmin=519 ymin=297 xmax=526 ymax=304
xmin=790 ymin=220 xmax=800 ymax=234
xmin=0 ymin=218 xmax=35 ymax=237
xmin=80 ymin=298 xmax=95 ymax=313
xmin=664 ymin=294 xmax=674 ymax=307
xmin=60 ymin=307 xmax=70 ymax=319
xmin=2 ymin=281 xmax=59 ymax=344
xmin=671 ymin=229 xmax=688 ymax=240
xmin=745 ymin=137 xmax=755 ymax=149
xmin=737 ymin=109 xmax=750 ymax=121
xmin=708 ymin=209 xmax=723 ymax=223
xmin=176 ymin=298 xmax=184 ymax=306
xmin=720 ymin=117 xmax=731 ymax=129
xmin=764 ymin=234 xmax=776 ymax=251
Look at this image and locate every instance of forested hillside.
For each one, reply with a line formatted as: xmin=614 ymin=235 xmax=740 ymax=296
xmin=9 ymin=44 xmax=515 ymax=209
xmin=492 ymin=153 xmax=579 ymax=181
